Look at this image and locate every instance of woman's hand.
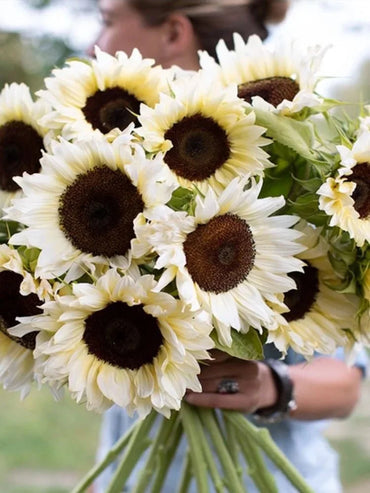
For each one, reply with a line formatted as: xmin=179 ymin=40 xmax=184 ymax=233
xmin=185 ymin=350 xmax=363 ymax=420
xmin=185 ymin=350 xmax=278 ymax=413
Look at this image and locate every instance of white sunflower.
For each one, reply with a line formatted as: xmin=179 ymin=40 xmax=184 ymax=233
xmin=199 ymin=34 xmax=326 ymax=116
xmin=31 ymin=269 xmax=213 ymax=417
xmin=0 ymin=83 xmax=51 ymax=214
xmin=318 ymin=130 xmax=370 ymax=247
xmin=0 ymin=244 xmax=50 ymax=398
xmin=37 ymin=47 xmax=169 ymax=142
xmin=268 ymin=221 xmax=359 ymax=357
xmin=135 ymin=176 xmax=304 ymax=346
xmin=136 ymin=71 xmax=272 ymax=193
xmin=5 ymin=136 xmax=178 ymax=280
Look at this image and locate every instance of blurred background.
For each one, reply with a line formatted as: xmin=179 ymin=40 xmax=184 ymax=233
xmin=0 ymin=0 xmax=369 ymax=491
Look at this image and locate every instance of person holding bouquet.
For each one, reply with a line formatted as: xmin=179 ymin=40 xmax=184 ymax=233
xmin=84 ymin=1 xmax=368 ymax=492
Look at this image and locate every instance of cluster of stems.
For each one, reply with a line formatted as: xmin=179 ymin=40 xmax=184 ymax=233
xmin=72 ymin=404 xmax=314 ymax=493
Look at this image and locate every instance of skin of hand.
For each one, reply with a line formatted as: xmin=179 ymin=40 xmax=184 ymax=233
xmin=185 ymin=350 xmax=363 ymax=420
xmin=185 ymin=350 xmax=278 ymax=413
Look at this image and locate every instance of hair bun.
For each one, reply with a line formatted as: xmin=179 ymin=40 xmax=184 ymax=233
xmin=249 ymin=0 xmax=289 ymax=25
xmin=265 ymin=0 xmax=290 ymax=24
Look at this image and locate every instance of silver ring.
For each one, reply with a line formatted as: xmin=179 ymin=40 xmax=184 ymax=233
xmin=217 ymin=379 xmax=239 ymax=394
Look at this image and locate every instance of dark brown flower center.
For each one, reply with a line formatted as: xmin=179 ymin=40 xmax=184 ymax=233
xmin=238 ymin=77 xmax=300 ymax=107
xmin=82 ymin=87 xmax=142 ymax=133
xmin=83 ymin=301 xmax=163 ymax=369
xmin=0 ymin=121 xmax=43 ymax=192
xmin=0 ymin=270 xmax=40 ymax=349
xmin=164 ymin=114 xmax=231 ymax=182
xmin=59 ymin=166 xmax=144 ymax=257
xmin=347 ymin=162 xmax=370 ymax=219
xmin=283 ymin=263 xmax=319 ymax=322
xmin=183 ymin=214 xmax=255 ymax=293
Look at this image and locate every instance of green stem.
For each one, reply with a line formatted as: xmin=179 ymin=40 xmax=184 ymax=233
xmin=132 ymin=412 xmax=179 ymax=493
xmin=181 ymin=402 xmax=210 ymax=493
xmin=198 ymin=408 xmax=245 ymax=493
xmin=150 ymin=416 xmax=183 ymax=492
xmin=105 ymin=411 xmax=157 ymax=493
xmin=71 ymin=415 xmax=142 ymax=493
xmin=224 ymin=412 xmax=314 ymax=493
xmin=224 ymin=416 xmax=243 ymax=482
xmin=177 ymin=450 xmax=193 ymax=493
xmin=192 ymin=407 xmax=225 ymax=493
xmin=236 ymin=428 xmax=277 ymax=493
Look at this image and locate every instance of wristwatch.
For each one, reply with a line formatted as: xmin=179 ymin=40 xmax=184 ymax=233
xmin=253 ymin=359 xmax=297 ymax=423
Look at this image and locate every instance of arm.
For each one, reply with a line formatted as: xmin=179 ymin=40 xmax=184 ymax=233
xmin=289 ymin=356 xmax=362 ymax=420
xmin=185 ymin=350 xmax=363 ymax=421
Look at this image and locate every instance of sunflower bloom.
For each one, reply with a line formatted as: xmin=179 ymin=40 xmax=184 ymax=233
xmin=318 ymin=131 xmax=370 ymax=247
xmin=200 ymin=34 xmax=326 ymax=116
xmin=31 ymin=269 xmax=213 ymax=417
xmin=268 ymin=222 xmax=359 ymax=356
xmin=0 ymin=244 xmax=47 ymax=397
xmin=5 ymin=136 xmax=177 ymax=280
xmin=135 ymin=176 xmax=304 ymax=345
xmin=137 ymin=71 xmax=271 ymax=193
xmin=37 ymin=47 xmax=169 ymax=141
xmin=0 ymin=83 xmax=51 ymax=213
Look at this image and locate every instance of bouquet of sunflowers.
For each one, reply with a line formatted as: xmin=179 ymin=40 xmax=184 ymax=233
xmin=0 ymin=34 xmax=369 ymax=492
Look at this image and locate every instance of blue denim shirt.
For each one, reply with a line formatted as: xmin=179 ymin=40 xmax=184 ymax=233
xmin=94 ymin=347 xmax=368 ymax=492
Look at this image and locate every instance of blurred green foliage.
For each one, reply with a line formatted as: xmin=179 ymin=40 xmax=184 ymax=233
xmin=0 ymin=0 xmax=96 ymax=94
xmin=26 ymin=0 xmax=53 ymax=7
xmin=0 ymin=386 xmax=100 ymax=492
xmin=0 ymin=31 xmax=72 ymax=94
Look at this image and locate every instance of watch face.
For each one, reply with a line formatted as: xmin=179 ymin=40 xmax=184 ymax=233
xmin=253 ymin=396 xmax=297 ymax=424
xmin=288 ymin=398 xmax=298 ymax=413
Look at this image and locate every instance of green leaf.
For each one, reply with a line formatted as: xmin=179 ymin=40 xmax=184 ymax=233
xmin=166 ymin=187 xmax=196 ymax=213
xmin=323 ymin=272 xmax=357 ymax=294
xmin=287 ymin=192 xmax=327 ymax=225
xmin=17 ymin=246 xmax=41 ymax=273
xmin=327 ymin=228 xmax=357 ymax=266
xmin=336 ymin=279 xmax=358 ymax=295
xmin=254 ymin=109 xmax=316 ymax=162
xmin=259 ymin=141 xmax=304 ymax=199
xmin=139 ymin=262 xmax=156 ymax=275
xmin=358 ymin=298 xmax=370 ymax=319
xmin=260 ymin=174 xmax=293 ymax=198
xmin=0 ymin=220 xmax=21 ymax=244
xmin=326 ymin=110 xmax=361 ymax=146
xmin=311 ymin=97 xmax=349 ymax=114
xmin=211 ymin=328 xmax=264 ymax=361
xmin=291 ymin=174 xmax=322 ymax=193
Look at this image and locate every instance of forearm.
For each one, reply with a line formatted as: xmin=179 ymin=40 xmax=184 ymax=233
xmin=185 ymin=351 xmax=364 ymax=421
xmin=288 ymin=357 xmax=363 ymax=421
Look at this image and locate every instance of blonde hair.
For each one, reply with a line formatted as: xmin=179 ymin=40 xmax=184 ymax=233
xmin=127 ymin=0 xmax=289 ymax=57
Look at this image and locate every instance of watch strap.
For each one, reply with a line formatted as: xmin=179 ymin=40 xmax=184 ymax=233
xmin=253 ymin=358 xmax=297 ymax=423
